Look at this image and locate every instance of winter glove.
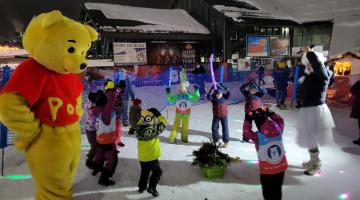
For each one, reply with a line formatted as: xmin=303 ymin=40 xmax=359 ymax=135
xmin=166 ymin=87 xmax=171 ymax=93
xmin=220 ymin=83 xmax=228 ymax=91
xmin=264 ymin=107 xmax=275 ymax=117
xmin=148 ymin=108 xmax=161 ymax=118
xmin=157 ymin=115 xmax=168 ymax=126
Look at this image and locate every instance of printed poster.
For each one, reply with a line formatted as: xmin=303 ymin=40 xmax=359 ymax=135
xmin=113 ymin=42 xmax=147 ymax=66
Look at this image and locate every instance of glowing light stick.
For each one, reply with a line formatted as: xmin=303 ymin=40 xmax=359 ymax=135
xmin=115 ymin=70 xmax=123 ymax=85
xmin=180 ymin=67 xmax=187 ymax=83
xmin=168 ymin=67 xmax=173 ymax=87
xmin=209 ymin=54 xmax=217 ymax=90
xmin=0 ymin=174 xmax=32 ymax=180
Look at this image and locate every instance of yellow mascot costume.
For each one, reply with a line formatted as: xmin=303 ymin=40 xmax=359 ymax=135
xmin=0 ymin=10 xmax=98 ymax=200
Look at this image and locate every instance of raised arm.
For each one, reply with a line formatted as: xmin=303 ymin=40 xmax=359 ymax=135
xmin=242 ymin=114 xmax=258 ymax=142
xmin=240 ymin=80 xmax=253 ymax=95
xmin=308 ymin=52 xmax=330 ymax=81
xmin=189 ymin=85 xmax=200 ymax=102
xmin=136 ymin=109 xmax=167 ymax=141
xmin=166 ymin=87 xmax=177 ymax=103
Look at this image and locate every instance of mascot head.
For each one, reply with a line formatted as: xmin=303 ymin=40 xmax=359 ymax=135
xmin=22 ymin=10 xmax=98 ymax=74
xmin=137 ymin=108 xmax=167 ymax=126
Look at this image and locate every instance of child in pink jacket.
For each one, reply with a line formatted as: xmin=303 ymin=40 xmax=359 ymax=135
xmin=243 ymin=108 xmax=288 ymax=200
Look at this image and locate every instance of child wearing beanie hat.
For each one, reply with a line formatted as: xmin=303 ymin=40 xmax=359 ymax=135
xmin=240 ymin=79 xmax=267 ymax=142
xmin=129 ymin=99 xmax=142 ymax=135
xmin=207 ymin=83 xmax=231 ymax=147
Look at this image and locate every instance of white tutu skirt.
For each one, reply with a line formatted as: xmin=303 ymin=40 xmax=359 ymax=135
xmin=296 ymin=104 xmax=335 ymax=149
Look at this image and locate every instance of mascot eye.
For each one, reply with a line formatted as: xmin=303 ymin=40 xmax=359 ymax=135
xmin=68 ymin=47 xmax=75 ymax=53
xmin=145 ymin=116 xmax=152 ymax=122
xmin=81 ymin=50 xmax=85 ymax=55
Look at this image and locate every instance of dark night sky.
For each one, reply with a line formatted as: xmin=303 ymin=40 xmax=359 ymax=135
xmin=0 ymin=0 xmax=173 ymax=42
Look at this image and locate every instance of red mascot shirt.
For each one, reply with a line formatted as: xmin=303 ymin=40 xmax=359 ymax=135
xmin=1 ymin=58 xmax=83 ymax=126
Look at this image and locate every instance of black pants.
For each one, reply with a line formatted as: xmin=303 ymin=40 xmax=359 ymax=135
xmin=260 ymin=172 xmax=285 ymax=200
xmin=244 ymin=113 xmax=262 ymax=129
xmin=86 ymin=130 xmax=97 ymax=162
xmin=138 ymin=160 xmax=162 ymax=190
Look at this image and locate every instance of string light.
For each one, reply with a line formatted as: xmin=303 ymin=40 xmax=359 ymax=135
xmin=338 ymin=193 xmax=351 ymax=200
xmin=0 ymin=175 xmax=32 ymax=180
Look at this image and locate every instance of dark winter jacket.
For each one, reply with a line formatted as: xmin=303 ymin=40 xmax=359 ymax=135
xmin=350 ymin=80 xmax=360 ymax=119
xmin=240 ymin=81 xmax=266 ymax=113
xmin=121 ymin=77 xmax=135 ymax=101
xmin=301 ymin=52 xmax=331 ymax=107
xmin=129 ymin=105 xmax=142 ymax=127
xmin=114 ymin=89 xmax=123 ymax=119
xmin=207 ymin=88 xmax=230 ymax=118
xmin=258 ymin=66 xmax=265 ymax=78
xmin=273 ymin=67 xmax=290 ymax=89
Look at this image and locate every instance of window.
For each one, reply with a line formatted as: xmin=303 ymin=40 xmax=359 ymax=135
xmin=267 ymin=27 xmax=273 ymax=35
xmin=293 ymin=35 xmax=303 ymax=47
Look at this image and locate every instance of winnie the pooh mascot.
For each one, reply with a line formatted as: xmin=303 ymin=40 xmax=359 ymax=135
xmin=0 ymin=10 xmax=98 ymax=200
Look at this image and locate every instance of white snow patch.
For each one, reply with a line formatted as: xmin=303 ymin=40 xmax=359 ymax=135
xmin=85 ymin=3 xmax=210 ymax=34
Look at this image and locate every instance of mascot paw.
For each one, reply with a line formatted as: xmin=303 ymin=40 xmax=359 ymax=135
xmin=157 ymin=115 xmax=168 ymax=126
xmin=14 ymin=135 xmax=36 ymax=150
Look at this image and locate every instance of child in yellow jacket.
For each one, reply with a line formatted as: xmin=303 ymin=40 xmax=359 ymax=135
xmin=136 ymin=108 xmax=167 ymax=197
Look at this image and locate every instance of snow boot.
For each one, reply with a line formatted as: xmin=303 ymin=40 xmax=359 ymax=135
xmin=138 ymin=188 xmax=146 ymax=193
xmin=92 ymin=162 xmax=103 ymax=176
xmin=147 ymin=187 xmax=159 ymax=197
xmin=98 ymin=169 xmax=115 ymax=186
xmin=304 ymin=165 xmax=321 ymax=176
xmin=353 ymin=138 xmax=360 ymax=145
xmin=279 ymin=104 xmax=287 ymax=110
xmin=242 ymin=136 xmax=249 ymax=143
xmin=123 ymin=121 xmax=129 ymax=127
xmin=302 ymin=152 xmax=321 ymax=169
xmin=303 ymin=152 xmax=321 ymax=175
xmin=85 ymin=159 xmax=94 ymax=169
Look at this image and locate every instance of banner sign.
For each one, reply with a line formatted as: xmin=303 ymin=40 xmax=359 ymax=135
xmin=147 ymin=43 xmax=198 ymax=65
xmin=113 ymin=42 xmax=147 ymax=66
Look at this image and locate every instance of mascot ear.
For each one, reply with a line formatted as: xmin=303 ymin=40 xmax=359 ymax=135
xmin=41 ymin=10 xmax=64 ymax=28
xmin=84 ymin=25 xmax=98 ymax=41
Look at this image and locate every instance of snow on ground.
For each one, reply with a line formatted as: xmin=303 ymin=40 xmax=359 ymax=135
xmin=1 ymin=102 xmax=360 ymax=200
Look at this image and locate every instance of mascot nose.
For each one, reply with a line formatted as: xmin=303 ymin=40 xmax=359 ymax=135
xmin=80 ymin=63 xmax=87 ymax=70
